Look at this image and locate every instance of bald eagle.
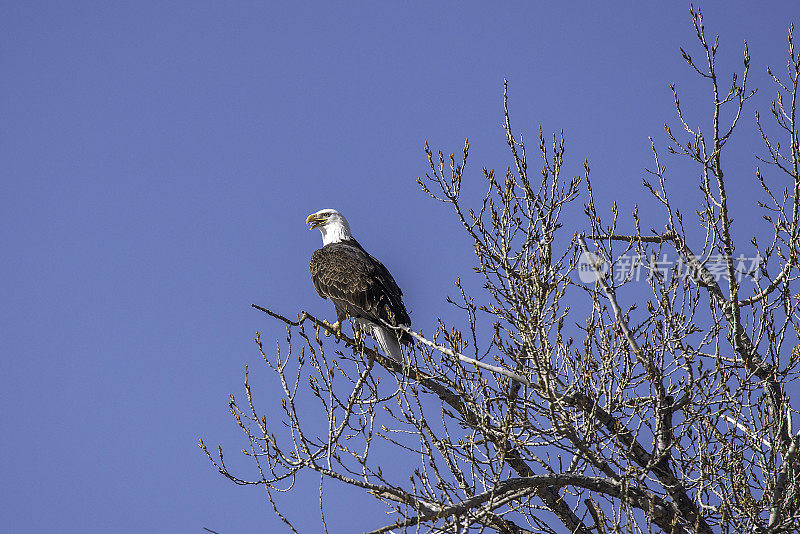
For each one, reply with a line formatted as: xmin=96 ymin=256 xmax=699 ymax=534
xmin=306 ymin=209 xmax=411 ymax=361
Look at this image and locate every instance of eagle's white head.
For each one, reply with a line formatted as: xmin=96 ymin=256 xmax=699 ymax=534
xmin=306 ymin=208 xmax=353 ymax=245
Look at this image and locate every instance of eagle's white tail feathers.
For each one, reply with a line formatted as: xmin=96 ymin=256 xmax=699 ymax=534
xmin=356 ymin=319 xmax=403 ymax=362
xmin=373 ymin=325 xmax=403 ymax=362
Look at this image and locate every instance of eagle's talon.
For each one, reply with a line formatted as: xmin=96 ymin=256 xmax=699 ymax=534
xmin=322 ymin=320 xmax=342 ymax=339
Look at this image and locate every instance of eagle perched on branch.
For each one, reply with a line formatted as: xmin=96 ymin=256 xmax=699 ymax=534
xmin=306 ymin=208 xmax=411 ymax=361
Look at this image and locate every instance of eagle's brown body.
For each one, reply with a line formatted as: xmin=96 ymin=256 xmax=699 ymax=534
xmin=310 ymin=238 xmax=412 ymax=346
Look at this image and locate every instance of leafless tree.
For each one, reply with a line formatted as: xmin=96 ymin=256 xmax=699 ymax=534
xmin=202 ymin=7 xmax=800 ymax=533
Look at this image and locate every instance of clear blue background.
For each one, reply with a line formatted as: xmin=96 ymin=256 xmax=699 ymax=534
xmin=2 ymin=2 xmax=797 ymax=532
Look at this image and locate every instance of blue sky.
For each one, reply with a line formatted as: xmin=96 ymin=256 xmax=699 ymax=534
xmin=2 ymin=2 xmax=797 ymax=532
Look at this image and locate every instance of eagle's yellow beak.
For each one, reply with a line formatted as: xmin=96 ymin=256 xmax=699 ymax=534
xmin=306 ymin=213 xmax=325 ymax=229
